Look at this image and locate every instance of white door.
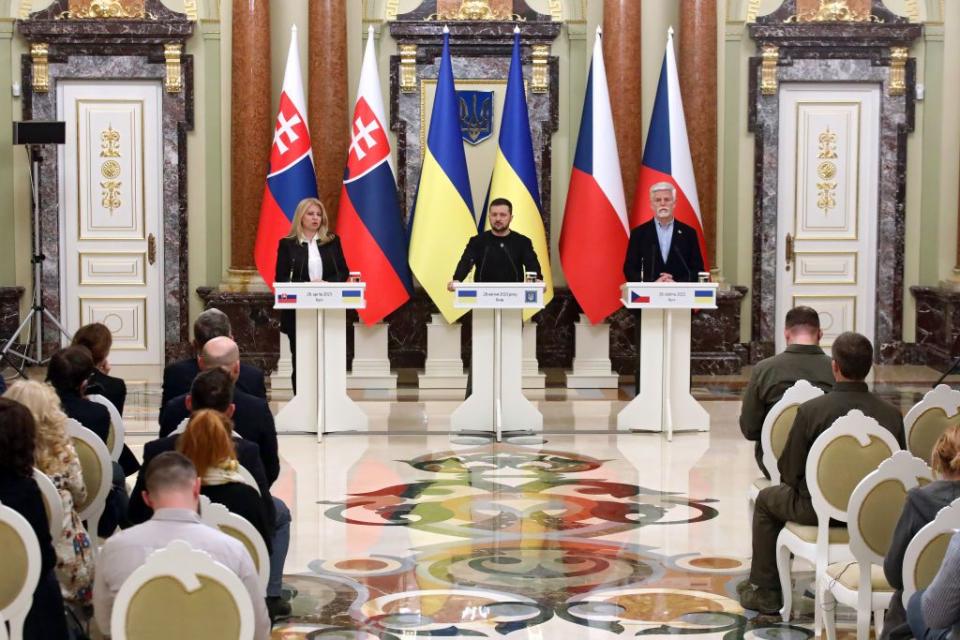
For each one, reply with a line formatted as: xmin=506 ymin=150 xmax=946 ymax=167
xmin=58 ymin=81 xmax=164 ymax=365
xmin=775 ymin=83 xmax=880 ymax=352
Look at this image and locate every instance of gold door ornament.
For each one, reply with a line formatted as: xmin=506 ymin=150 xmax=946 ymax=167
xmin=100 ymin=126 xmax=121 ymax=158
xmin=531 ymin=44 xmax=549 ymax=94
xmin=99 ymin=126 xmax=123 ymax=215
xmin=31 ymin=44 xmax=49 ymax=93
xmin=761 ymin=45 xmax=779 ymax=96
xmin=816 ymin=128 xmax=838 ymax=214
xmin=164 ymin=43 xmax=183 ymax=94
xmin=399 ymin=44 xmax=417 ymax=93
xmin=888 ymin=47 xmax=908 ymax=97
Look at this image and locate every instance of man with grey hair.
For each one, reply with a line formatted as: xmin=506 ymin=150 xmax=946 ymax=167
xmin=161 ymin=307 xmax=267 ymax=407
xmin=623 ymin=181 xmax=704 ymax=283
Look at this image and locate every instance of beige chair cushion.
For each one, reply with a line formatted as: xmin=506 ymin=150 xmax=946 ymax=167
xmin=858 ymin=478 xmax=909 ymax=557
xmin=914 ymin=532 xmax=953 ymax=591
xmin=826 ymin=561 xmax=892 ymax=591
xmin=784 ymin=521 xmax=850 ymax=543
xmin=818 ymin=435 xmax=894 ymax=512
xmin=125 ymin=575 xmax=241 ymax=640
xmin=72 ymin=437 xmax=102 ymax=513
xmin=0 ymin=521 xmax=28 ymax=610
xmin=771 ymin=404 xmax=801 ymax=458
xmin=752 ymin=478 xmax=772 ymax=491
xmin=220 ymin=524 xmax=261 ymax=575
xmin=909 ymin=408 xmax=960 ymax=465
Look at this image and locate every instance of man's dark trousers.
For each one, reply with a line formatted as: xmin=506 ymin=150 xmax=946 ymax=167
xmin=750 ymin=483 xmax=818 ymax=588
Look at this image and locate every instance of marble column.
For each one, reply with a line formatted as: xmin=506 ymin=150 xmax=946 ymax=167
xmin=308 ymin=0 xmax=348 ymax=224
xmin=603 ymin=0 xmax=643 ymax=208
xmin=678 ymin=0 xmax=718 ymax=267
xmin=230 ymin=0 xmax=271 ymax=280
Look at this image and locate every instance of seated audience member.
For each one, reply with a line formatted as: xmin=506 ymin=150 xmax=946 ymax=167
xmin=907 ymin=531 xmax=960 ymax=640
xmin=93 ymin=452 xmax=270 ymax=639
xmin=739 ymin=332 xmax=906 ymax=614
xmin=0 ymin=397 xmax=68 ymax=639
xmin=5 ymin=380 xmax=94 ymax=605
xmin=72 ymin=322 xmax=126 ymax=415
xmin=159 ymin=337 xmax=279 ymax=483
xmin=882 ymin=425 xmax=960 ymax=639
xmin=128 ymin=368 xmax=272 ymax=523
xmin=161 ymin=308 xmax=266 ymax=408
xmin=47 ymin=345 xmax=138 ymax=536
xmin=740 ymin=306 xmax=834 ymax=478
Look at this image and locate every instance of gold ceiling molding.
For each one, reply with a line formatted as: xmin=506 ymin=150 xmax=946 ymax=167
xmin=547 ymin=0 xmax=562 ymax=21
xmin=385 ymin=0 xmax=399 ymax=21
xmin=746 ymin=0 xmax=761 ymax=23
xmin=787 ymin=0 xmax=881 ymax=23
xmin=18 ymin=0 xmax=32 ymax=19
xmin=183 ymin=0 xmax=197 ymax=20
xmin=428 ymin=0 xmax=523 ymax=21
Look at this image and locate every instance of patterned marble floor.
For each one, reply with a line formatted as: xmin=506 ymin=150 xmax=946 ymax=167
xmin=111 ymin=365 xmax=960 ymax=638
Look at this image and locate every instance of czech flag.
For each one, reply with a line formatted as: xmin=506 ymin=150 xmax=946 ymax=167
xmin=253 ymin=26 xmax=318 ymax=290
xmin=559 ymin=28 xmax=629 ymax=324
xmin=484 ymin=27 xmax=554 ymax=320
xmin=630 ymin=28 xmax=709 ymax=270
xmin=337 ymin=27 xmax=413 ymax=325
xmin=408 ymin=27 xmax=478 ymax=324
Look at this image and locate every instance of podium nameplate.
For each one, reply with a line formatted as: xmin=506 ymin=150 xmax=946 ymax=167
xmin=621 ymin=282 xmax=718 ymax=310
xmin=274 ymin=282 xmax=367 ymax=310
xmin=453 ymin=282 xmax=546 ymax=309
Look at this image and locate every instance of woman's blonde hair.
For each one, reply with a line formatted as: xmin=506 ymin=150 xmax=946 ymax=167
xmin=3 ymin=380 xmax=76 ymax=475
xmin=931 ymin=424 xmax=960 ymax=478
xmin=176 ymin=409 xmax=237 ymax=478
xmin=285 ymin=197 xmax=335 ymax=245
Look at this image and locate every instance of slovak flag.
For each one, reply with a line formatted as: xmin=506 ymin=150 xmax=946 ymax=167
xmin=253 ymin=26 xmax=318 ymax=290
xmin=336 ymin=27 xmax=413 ymax=325
xmin=630 ymin=28 xmax=709 ymax=270
xmin=559 ymin=28 xmax=630 ymax=324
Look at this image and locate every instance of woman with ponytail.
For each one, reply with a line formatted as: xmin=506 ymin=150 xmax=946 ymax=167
xmin=881 ymin=424 xmax=960 ymax=640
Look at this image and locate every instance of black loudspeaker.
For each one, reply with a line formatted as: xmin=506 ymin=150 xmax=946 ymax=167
xmin=12 ymin=121 xmax=65 ymax=145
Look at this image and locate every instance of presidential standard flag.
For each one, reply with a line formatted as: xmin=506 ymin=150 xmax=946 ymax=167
xmin=631 ymin=27 xmax=709 ymax=270
xmin=337 ymin=26 xmax=413 ymax=325
xmin=408 ymin=27 xmax=478 ymax=324
xmin=253 ymin=26 xmax=318 ymax=289
xmin=559 ymin=28 xmax=629 ymax=324
xmin=484 ymin=27 xmax=554 ymax=319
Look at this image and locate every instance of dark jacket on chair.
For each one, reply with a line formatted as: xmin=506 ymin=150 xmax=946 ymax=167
xmin=623 ymin=218 xmax=704 ymax=283
xmin=160 ymin=358 xmax=266 ymax=409
xmin=58 ymin=389 xmax=140 ymax=476
xmin=87 ymin=368 xmax=128 ymax=415
xmin=274 ymin=235 xmax=349 ymax=336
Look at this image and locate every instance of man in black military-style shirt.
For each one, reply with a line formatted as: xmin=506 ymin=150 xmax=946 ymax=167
xmin=739 ymin=331 xmax=906 ymax=614
xmin=447 ymin=197 xmax=542 ymax=289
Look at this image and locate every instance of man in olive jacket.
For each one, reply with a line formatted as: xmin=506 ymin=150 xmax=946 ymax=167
xmin=739 ymin=332 xmax=906 ymax=614
xmin=740 ymin=306 xmax=835 ymax=478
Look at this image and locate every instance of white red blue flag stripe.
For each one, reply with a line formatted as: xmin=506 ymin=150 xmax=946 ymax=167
xmin=254 ymin=26 xmax=318 ymax=289
xmin=630 ymin=28 xmax=709 ymax=270
xmin=337 ymin=27 xmax=413 ymax=325
xmin=559 ymin=29 xmax=630 ymax=324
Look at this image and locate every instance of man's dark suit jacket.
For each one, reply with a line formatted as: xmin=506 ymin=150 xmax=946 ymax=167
xmin=127 ymin=432 xmax=275 ymax=527
xmin=160 ymin=358 xmax=266 ymax=409
xmin=158 ymin=389 xmax=279 ymax=485
xmin=58 ymin=389 xmax=140 ymax=476
xmin=623 ymin=218 xmax=704 ymax=283
xmin=87 ymin=369 xmax=127 ymax=415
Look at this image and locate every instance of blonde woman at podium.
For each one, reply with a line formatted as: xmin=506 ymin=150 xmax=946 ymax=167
xmin=274 ymin=197 xmax=350 ymax=392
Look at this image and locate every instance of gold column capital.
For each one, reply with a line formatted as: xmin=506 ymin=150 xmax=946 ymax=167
xmin=531 ymin=44 xmax=550 ymax=94
xmin=888 ymin=46 xmax=908 ymax=97
xmin=760 ymin=44 xmax=779 ymax=96
xmin=399 ymin=43 xmax=417 ymax=93
xmin=31 ymin=43 xmax=49 ymax=93
xmin=164 ymin=43 xmax=182 ymax=93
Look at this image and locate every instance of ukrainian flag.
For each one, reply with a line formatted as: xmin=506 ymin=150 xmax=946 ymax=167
xmin=408 ymin=27 xmax=477 ymax=323
xmin=484 ymin=28 xmax=554 ymax=319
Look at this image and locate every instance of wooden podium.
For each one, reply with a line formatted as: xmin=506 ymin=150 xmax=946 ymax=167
xmin=273 ymin=283 xmax=368 ymax=440
xmin=451 ymin=282 xmax=545 ymax=440
xmin=618 ymin=282 xmax=718 ymax=440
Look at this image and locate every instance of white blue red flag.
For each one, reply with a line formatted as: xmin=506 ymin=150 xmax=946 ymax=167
xmin=254 ymin=26 xmax=318 ymax=290
xmin=559 ymin=28 xmax=629 ymax=324
xmin=631 ymin=27 xmax=708 ymax=270
xmin=336 ymin=27 xmax=413 ymax=325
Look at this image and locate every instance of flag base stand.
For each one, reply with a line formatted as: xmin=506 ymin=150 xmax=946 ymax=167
xmin=566 ymin=314 xmax=619 ymax=389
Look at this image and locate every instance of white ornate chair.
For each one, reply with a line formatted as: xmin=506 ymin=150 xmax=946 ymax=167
xmin=110 ymin=540 xmax=255 ymax=640
xmin=198 ymin=496 xmax=268 ymax=594
xmin=0 ymin=499 xmax=42 ymax=640
xmin=31 ymin=469 xmax=63 ymax=540
xmin=776 ymin=409 xmax=901 ymax=633
xmin=65 ymin=418 xmax=112 ymax=533
xmin=821 ymin=451 xmax=932 ymax=640
xmin=87 ymin=394 xmax=126 ymax=462
xmin=903 ymin=384 xmax=960 ymax=464
xmin=902 ymin=497 xmax=960 ymax=605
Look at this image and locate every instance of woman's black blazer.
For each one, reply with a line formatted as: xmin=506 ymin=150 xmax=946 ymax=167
xmin=275 ymin=235 xmax=350 ymax=335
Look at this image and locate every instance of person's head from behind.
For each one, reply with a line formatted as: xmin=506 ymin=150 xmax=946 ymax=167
xmin=199 ymin=336 xmax=241 ymax=381
xmin=0 ymin=397 xmax=36 ymax=478
xmin=185 ymin=367 xmax=235 ymax=417
xmin=830 ymin=332 xmax=873 ymax=382
xmin=784 ymin=306 xmax=823 ymax=346
xmin=46 ymin=345 xmax=96 ymax=394
xmin=71 ymin=323 xmax=113 ymax=372
xmin=176 ymin=409 xmax=237 ymax=479
xmin=192 ymin=308 xmax=232 ymax=351
xmin=142 ymin=451 xmax=200 ymax=512
xmin=3 ymin=380 xmax=70 ymax=471
xmin=488 ymin=197 xmax=513 ymax=235
xmin=931 ymin=425 xmax=960 ymax=481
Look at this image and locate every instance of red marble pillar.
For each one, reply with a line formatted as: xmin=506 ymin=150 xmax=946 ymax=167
xmin=230 ymin=0 xmax=271 ymax=272
xmin=678 ymin=0 xmax=718 ymax=267
xmin=308 ymin=0 xmax=348 ymax=225
xmin=602 ymin=0 xmax=643 ymax=208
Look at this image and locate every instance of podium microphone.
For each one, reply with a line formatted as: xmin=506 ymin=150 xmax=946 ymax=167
xmin=500 ymin=242 xmax=520 ymax=281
